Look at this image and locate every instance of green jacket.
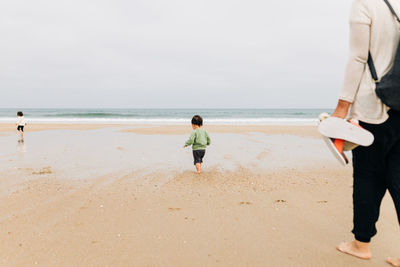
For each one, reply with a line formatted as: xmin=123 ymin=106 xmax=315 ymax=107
xmin=185 ymin=128 xmax=211 ymax=150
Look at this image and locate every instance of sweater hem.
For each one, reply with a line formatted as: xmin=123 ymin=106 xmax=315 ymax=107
xmin=351 ymin=113 xmax=389 ymax=125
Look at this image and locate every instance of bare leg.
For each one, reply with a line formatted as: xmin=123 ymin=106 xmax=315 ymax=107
xmin=20 ymin=131 xmax=24 ymax=141
xmin=195 ymin=163 xmax=201 ymax=174
xmin=18 ymin=130 xmax=23 ymax=141
xmin=336 ymin=240 xmax=371 ymax=260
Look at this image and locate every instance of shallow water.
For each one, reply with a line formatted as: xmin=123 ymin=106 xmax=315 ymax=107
xmin=0 ymin=126 xmax=341 ymax=180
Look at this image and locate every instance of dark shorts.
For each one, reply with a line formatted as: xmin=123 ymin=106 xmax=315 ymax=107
xmin=17 ymin=125 xmax=24 ymax=132
xmin=192 ymin=150 xmax=206 ymax=165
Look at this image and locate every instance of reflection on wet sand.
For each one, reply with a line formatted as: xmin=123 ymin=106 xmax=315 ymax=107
xmin=17 ymin=140 xmax=26 ymax=153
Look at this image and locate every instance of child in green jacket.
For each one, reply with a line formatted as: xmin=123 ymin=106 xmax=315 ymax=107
xmin=184 ymin=115 xmax=211 ymax=174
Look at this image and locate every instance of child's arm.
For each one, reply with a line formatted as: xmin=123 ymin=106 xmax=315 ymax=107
xmin=184 ymin=131 xmax=196 ymax=148
xmin=206 ymin=131 xmax=211 ymax=146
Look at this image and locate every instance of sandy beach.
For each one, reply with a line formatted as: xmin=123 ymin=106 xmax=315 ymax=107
xmin=0 ymin=123 xmax=398 ymax=266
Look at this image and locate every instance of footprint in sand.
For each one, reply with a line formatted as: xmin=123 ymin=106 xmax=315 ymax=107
xmin=256 ymin=151 xmax=269 ymax=160
xmin=224 ymin=155 xmax=233 ymax=160
xmin=317 ymin=200 xmax=328 ymax=204
xmin=168 ymin=207 xmax=182 ymax=211
xmin=239 ymin=201 xmax=252 ymax=205
xmin=274 ymin=200 xmax=287 ymax=203
xmin=32 ymin=167 xmax=52 ymax=175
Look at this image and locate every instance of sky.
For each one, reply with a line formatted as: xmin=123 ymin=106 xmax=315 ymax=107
xmin=0 ymin=0 xmax=352 ymax=109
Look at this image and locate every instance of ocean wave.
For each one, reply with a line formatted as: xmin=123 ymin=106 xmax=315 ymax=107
xmin=0 ymin=117 xmax=318 ymax=125
xmin=43 ymin=112 xmax=140 ymax=118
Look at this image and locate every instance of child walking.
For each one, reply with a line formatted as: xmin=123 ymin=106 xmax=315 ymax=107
xmin=184 ymin=115 xmax=211 ymax=174
xmin=16 ymin=111 xmax=26 ymax=142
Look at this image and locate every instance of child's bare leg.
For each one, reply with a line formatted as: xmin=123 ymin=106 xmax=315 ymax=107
xmin=336 ymin=240 xmax=371 ymax=260
xmin=21 ymin=131 xmax=24 ymax=140
xmin=387 ymin=257 xmax=400 ymax=267
xmin=195 ymin=163 xmax=201 ymax=174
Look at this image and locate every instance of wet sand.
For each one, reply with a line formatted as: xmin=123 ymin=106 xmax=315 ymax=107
xmin=0 ymin=123 xmax=319 ymax=137
xmin=0 ymin=124 xmax=398 ymax=266
xmin=0 ymin=123 xmax=124 ymax=133
xmin=122 ymin=124 xmax=320 ymax=138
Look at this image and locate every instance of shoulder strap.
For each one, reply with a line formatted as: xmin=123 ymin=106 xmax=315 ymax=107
xmin=368 ymin=52 xmax=379 ymax=81
xmin=383 ymin=0 xmax=400 ymax=22
xmin=367 ymin=0 xmax=400 ymax=81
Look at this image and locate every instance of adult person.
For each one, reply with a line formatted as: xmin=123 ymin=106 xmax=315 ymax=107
xmin=331 ymin=0 xmax=400 ymax=265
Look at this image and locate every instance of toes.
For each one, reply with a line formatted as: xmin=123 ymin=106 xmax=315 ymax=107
xmin=387 ymin=258 xmax=400 ymax=267
xmin=336 ymin=242 xmax=348 ymax=252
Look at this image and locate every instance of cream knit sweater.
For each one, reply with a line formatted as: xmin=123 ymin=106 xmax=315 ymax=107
xmin=340 ymin=0 xmax=400 ymax=124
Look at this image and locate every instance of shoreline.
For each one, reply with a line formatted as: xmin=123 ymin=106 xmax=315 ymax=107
xmin=0 ymin=123 xmax=126 ymax=133
xmin=0 ymin=123 xmax=319 ymax=138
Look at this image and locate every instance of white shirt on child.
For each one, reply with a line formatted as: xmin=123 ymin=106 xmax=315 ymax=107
xmin=17 ymin=116 xmax=26 ymax=126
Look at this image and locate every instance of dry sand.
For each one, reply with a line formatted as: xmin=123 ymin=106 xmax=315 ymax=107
xmin=0 ymin=124 xmax=398 ymax=266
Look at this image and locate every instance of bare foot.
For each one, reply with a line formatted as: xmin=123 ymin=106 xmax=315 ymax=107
xmin=336 ymin=241 xmax=371 ymax=260
xmin=195 ymin=163 xmax=201 ymax=174
xmin=387 ymin=257 xmax=400 ymax=267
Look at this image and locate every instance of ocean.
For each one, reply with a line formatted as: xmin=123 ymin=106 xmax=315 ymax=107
xmin=0 ymin=108 xmax=331 ymax=125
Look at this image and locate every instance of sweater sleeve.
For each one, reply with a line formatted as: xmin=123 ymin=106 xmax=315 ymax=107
xmin=206 ymin=131 xmax=211 ymax=146
xmin=339 ymin=21 xmax=371 ymax=103
xmin=185 ymin=131 xmax=196 ymax=147
xmin=349 ymin=0 xmax=371 ymax=25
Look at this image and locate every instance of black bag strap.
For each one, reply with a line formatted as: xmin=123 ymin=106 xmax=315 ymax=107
xmin=367 ymin=0 xmax=400 ymax=81
xmin=368 ymin=52 xmax=379 ymax=81
xmin=383 ymin=0 xmax=400 ymax=22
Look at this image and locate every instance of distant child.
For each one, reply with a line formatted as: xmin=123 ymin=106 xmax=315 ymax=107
xmin=16 ymin=111 xmax=26 ymax=142
xmin=183 ymin=115 xmax=211 ymax=174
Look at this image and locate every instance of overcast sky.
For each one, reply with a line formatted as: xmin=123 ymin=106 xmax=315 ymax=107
xmin=0 ymin=0 xmax=351 ymax=109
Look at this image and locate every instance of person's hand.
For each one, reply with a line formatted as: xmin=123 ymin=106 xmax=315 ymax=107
xmin=183 ymin=145 xmax=187 ymax=148
xmin=331 ymin=99 xmax=351 ymax=119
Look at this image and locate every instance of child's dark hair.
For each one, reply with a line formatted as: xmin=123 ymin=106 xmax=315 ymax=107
xmin=17 ymin=111 xmax=23 ymax=117
xmin=191 ymin=115 xmax=203 ymax=126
